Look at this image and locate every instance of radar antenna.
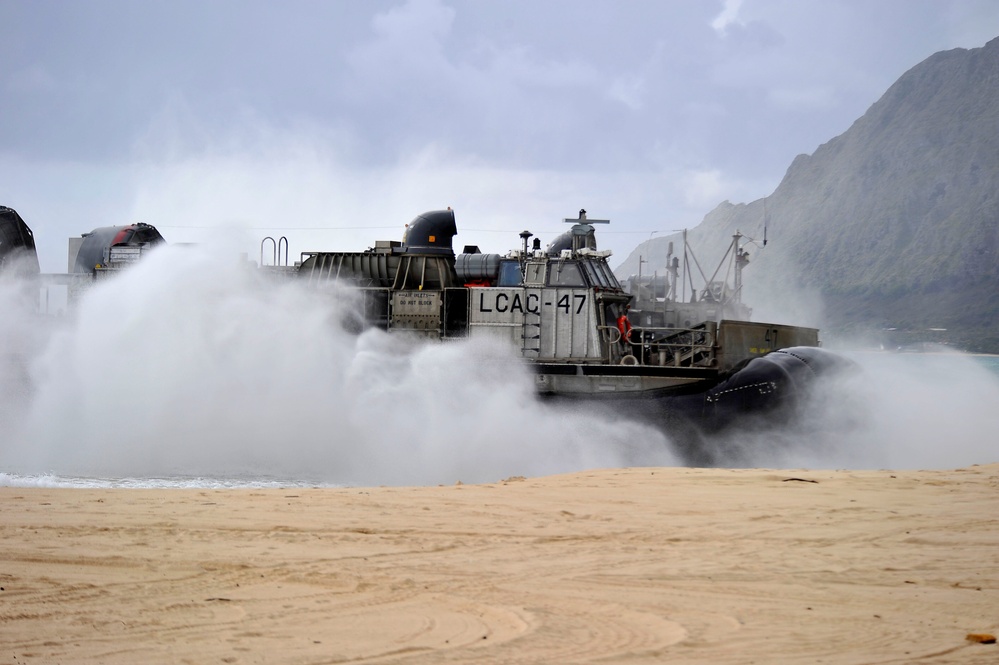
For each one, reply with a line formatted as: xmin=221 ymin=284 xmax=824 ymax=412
xmin=563 ymin=208 xmax=610 ymax=224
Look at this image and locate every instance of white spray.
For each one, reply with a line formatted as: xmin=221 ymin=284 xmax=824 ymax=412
xmin=1 ymin=246 xmax=675 ymax=486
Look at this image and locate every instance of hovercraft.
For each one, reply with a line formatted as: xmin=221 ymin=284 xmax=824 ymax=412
xmin=290 ymin=209 xmax=852 ymax=460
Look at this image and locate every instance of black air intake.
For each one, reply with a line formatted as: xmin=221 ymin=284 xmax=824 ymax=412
xmin=402 ymin=210 xmax=457 ymax=255
xmin=0 ymin=206 xmax=40 ymax=275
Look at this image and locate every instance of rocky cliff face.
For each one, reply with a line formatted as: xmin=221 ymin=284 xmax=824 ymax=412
xmin=618 ymin=36 xmax=999 ymax=351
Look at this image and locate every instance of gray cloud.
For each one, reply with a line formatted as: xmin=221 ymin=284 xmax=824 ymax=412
xmin=2 ymin=0 xmax=998 ymax=271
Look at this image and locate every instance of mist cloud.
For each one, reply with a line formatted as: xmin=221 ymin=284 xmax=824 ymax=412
xmin=1 ymin=248 xmax=675 ymax=486
xmin=702 ymin=348 xmax=999 ymax=470
xmin=3 ymin=250 xmax=997 ymax=488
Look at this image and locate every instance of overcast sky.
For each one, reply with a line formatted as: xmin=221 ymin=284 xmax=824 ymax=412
xmin=3 ymin=0 xmax=999 ymax=271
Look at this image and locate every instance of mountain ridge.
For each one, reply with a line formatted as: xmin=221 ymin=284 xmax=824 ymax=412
xmin=617 ymin=36 xmax=999 ymax=351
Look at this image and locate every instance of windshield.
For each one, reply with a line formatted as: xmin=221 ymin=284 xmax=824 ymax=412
xmin=548 ymin=261 xmax=586 ymax=287
xmin=497 ymin=260 xmax=522 ymax=286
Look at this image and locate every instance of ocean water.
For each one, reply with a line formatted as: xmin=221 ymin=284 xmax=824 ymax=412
xmin=2 ymin=248 xmax=998 ymax=488
xmin=974 ymin=354 xmax=999 ymax=375
xmin=0 ymin=472 xmax=329 ymax=490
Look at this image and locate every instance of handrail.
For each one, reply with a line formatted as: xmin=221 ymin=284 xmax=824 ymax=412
xmin=260 ymin=236 xmax=276 ymax=266
xmin=277 ymin=236 xmax=289 ymax=266
xmin=600 ymin=324 xmax=717 ymax=368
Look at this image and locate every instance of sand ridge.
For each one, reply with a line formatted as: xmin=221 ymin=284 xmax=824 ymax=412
xmin=2 ymin=464 xmax=998 ymax=663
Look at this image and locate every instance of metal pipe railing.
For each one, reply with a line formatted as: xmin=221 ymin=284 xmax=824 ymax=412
xmin=599 ymin=324 xmax=717 ymax=367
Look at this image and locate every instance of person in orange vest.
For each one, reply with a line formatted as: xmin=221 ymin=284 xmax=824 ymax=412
xmin=616 ymin=305 xmax=633 ymax=349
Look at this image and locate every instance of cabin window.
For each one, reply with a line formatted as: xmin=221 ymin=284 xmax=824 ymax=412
xmin=524 ymin=262 xmax=546 ymax=286
xmin=497 ymin=260 xmax=522 ymax=286
xmin=548 ymin=261 xmax=585 ymax=287
xmin=581 ymin=260 xmax=610 ymax=288
xmin=595 ymin=261 xmax=622 ymax=289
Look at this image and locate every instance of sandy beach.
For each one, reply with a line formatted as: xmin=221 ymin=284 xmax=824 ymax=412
xmin=2 ymin=464 xmax=997 ymax=664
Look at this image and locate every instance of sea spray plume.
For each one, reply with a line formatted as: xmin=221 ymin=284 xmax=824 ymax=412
xmin=6 ymin=244 xmax=676 ymax=484
xmin=823 ymin=349 xmax=999 ymax=469
xmin=699 ymin=348 xmax=999 ymax=470
xmin=6 ymin=244 xmax=995 ymax=479
xmin=332 ymin=331 xmax=678 ymax=485
xmin=0 ymin=277 xmax=42 ymax=441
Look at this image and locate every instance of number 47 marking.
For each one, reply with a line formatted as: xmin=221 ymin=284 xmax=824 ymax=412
xmin=556 ymin=294 xmax=587 ymax=314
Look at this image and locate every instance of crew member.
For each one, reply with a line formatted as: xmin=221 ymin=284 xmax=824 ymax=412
xmin=616 ymin=305 xmax=633 ymax=347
